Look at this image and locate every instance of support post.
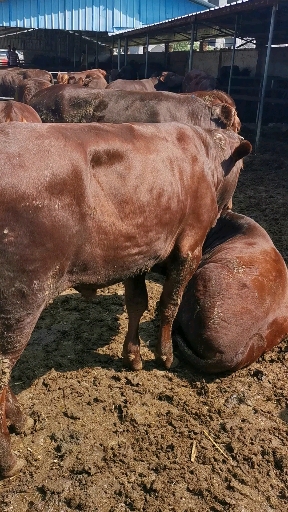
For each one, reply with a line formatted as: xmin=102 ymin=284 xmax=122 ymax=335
xmin=111 ymin=37 xmax=114 ymax=69
xmin=144 ymin=33 xmax=149 ymax=78
xmin=58 ymin=33 xmax=61 ymax=68
xmin=124 ymin=37 xmax=128 ymax=66
xmin=255 ymin=4 xmax=277 ymax=152
xmin=85 ymin=43 xmax=88 ymax=70
xmin=118 ymin=38 xmax=121 ymax=71
xmin=228 ymin=15 xmax=238 ymax=96
xmin=95 ymin=34 xmax=99 ymax=68
xmin=73 ymin=34 xmax=76 ymax=71
xmin=188 ymin=23 xmax=196 ymax=72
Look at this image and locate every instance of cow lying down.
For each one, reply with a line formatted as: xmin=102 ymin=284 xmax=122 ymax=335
xmin=0 ymin=122 xmax=251 ymax=478
xmin=28 ymin=86 xmax=240 ymax=131
xmin=173 ymin=211 xmax=288 ymax=374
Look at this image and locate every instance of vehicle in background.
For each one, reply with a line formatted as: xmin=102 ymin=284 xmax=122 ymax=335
xmin=0 ymin=49 xmax=24 ymax=67
xmin=0 ymin=50 xmax=8 ymax=67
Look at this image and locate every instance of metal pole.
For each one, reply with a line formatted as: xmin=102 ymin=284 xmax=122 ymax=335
xmin=145 ymin=33 xmax=149 ymax=78
xmin=73 ymin=34 xmax=76 ymax=71
xmin=95 ymin=34 xmax=99 ymax=68
xmin=79 ymin=32 xmax=82 ymax=69
xmin=118 ymin=38 xmax=121 ymax=70
xmin=124 ymin=37 xmax=128 ymax=66
xmin=255 ymin=4 xmax=277 ymax=152
xmin=228 ymin=15 xmax=238 ymax=96
xmin=111 ymin=36 xmax=114 ymax=69
xmin=85 ymin=43 xmax=88 ymax=69
xmin=58 ymin=34 xmax=61 ymax=68
xmin=188 ymin=23 xmax=196 ymax=72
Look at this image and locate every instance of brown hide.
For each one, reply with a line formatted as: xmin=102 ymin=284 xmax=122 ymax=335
xmin=16 ymin=69 xmax=53 ymax=83
xmin=106 ymin=78 xmax=158 ymax=91
xmin=192 ymin=89 xmax=236 ymax=108
xmin=15 ymin=79 xmax=52 ymax=104
xmin=57 ymin=69 xmax=107 ymax=88
xmin=0 ymin=100 xmax=41 ymax=123
xmin=28 ymin=86 xmax=240 ymax=131
xmin=0 ymin=122 xmax=251 ymax=477
xmin=0 ymin=69 xmax=52 ymax=98
xmin=174 ymin=211 xmax=288 ymax=374
xmin=182 ymin=69 xmax=217 ymax=93
xmin=192 ymin=90 xmax=240 ymax=132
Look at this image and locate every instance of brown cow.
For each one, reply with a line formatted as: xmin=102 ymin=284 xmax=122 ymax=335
xmin=191 ymin=90 xmax=240 ymax=132
xmin=57 ymin=69 xmax=107 ymax=88
xmin=192 ymin=89 xmax=236 ymax=108
xmin=0 ymin=69 xmax=52 ymax=98
xmin=106 ymin=77 xmax=158 ymax=91
xmin=173 ymin=211 xmax=288 ymax=373
xmin=182 ymin=69 xmax=217 ymax=93
xmin=29 ymin=86 xmax=240 ymax=131
xmin=0 ymin=100 xmax=41 ymax=123
xmin=0 ymin=122 xmax=251 ymax=478
xmin=16 ymin=68 xmax=53 ymax=83
xmin=15 ymin=78 xmax=52 ymax=104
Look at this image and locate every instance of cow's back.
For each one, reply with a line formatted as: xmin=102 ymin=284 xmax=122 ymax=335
xmin=29 ymin=87 xmax=237 ymax=130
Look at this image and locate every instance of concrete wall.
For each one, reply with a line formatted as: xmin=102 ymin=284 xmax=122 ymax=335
xmin=257 ymin=47 xmax=288 ymax=79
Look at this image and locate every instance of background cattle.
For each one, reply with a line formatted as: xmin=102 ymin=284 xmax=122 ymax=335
xmin=15 ymin=78 xmax=52 ymax=104
xmin=106 ymin=77 xmax=158 ymax=92
xmin=150 ymin=69 xmax=217 ymax=93
xmin=173 ymin=211 xmax=288 ymax=373
xmin=28 ymin=86 xmax=240 ymax=131
xmin=154 ymin=71 xmax=185 ymax=93
xmin=57 ymin=69 xmax=107 ymax=89
xmin=0 ymin=68 xmax=52 ymax=98
xmin=0 ymin=121 xmax=250 ymax=478
xmin=0 ymin=100 xmax=42 ymax=123
xmin=182 ymin=69 xmax=218 ymax=92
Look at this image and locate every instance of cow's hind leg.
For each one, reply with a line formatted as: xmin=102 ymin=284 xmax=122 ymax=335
xmin=155 ymin=248 xmax=202 ymax=369
xmin=0 ymin=304 xmax=45 ymax=479
xmin=0 ymin=386 xmax=26 ymax=478
xmin=5 ymin=386 xmax=33 ymax=434
xmin=123 ymin=274 xmax=148 ymax=371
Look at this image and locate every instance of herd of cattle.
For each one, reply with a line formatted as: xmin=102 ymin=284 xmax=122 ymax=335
xmin=0 ymin=65 xmax=287 ymax=479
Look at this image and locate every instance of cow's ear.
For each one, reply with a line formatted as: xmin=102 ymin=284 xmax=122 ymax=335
xmin=211 ymin=104 xmax=234 ymax=127
xmin=232 ymin=140 xmax=252 ymax=162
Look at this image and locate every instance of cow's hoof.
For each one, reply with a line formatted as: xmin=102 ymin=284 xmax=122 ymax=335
xmin=0 ymin=457 xmax=26 ymax=479
xmin=155 ymin=353 xmax=175 ymax=369
xmin=123 ymin=354 xmax=143 ymax=371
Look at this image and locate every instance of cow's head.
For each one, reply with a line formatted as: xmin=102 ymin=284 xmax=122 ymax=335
xmin=211 ymin=104 xmax=241 ymax=132
xmin=214 ymin=131 xmax=252 ymax=211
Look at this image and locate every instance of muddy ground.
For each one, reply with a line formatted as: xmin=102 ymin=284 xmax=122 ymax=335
xmin=1 ymin=125 xmax=288 ymax=512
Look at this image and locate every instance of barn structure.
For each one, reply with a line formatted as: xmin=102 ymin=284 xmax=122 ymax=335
xmin=0 ymin=0 xmax=214 ymax=69
xmin=0 ymin=0 xmax=287 ymax=144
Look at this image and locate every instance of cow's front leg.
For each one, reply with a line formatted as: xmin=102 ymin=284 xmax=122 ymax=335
xmin=155 ymin=249 xmax=202 ymax=369
xmin=123 ymin=274 xmax=148 ymax=371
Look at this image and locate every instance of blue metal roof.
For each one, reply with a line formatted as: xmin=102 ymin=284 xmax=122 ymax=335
xmin=0 ymin=0 xmax=212 ymax=33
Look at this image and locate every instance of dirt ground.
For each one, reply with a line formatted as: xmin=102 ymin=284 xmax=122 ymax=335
xmin=1 ymin=125 xmax=288 ymax=512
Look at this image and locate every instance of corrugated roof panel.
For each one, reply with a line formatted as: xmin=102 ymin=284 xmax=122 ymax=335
xmin=0 ymin=0 xmax=210 ymax=32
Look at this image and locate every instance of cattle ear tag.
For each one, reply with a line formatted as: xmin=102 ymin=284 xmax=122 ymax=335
xmin=232 ymin=141 xmax=252 ymax=162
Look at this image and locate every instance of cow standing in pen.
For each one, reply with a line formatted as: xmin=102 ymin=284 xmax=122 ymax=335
xmin=0 ymin=122 xmax=251 ymax=478
xmin=28 ymin=86 xmax=240 ymax=131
